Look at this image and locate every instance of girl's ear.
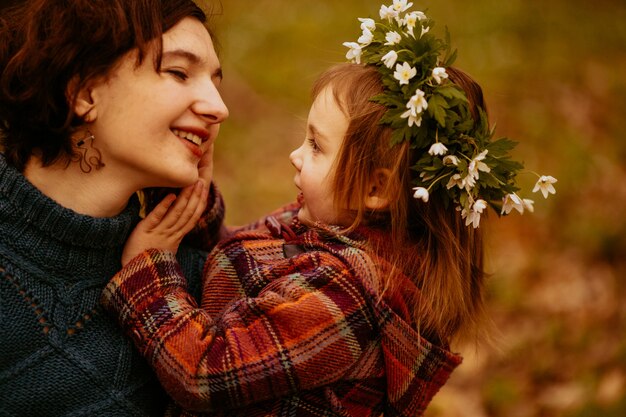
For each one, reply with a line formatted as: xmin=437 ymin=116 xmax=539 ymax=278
xmin=67 ymin=76 xmax=98 ymax=123
xmin=365 ymin=168 xmax=391 ymax=210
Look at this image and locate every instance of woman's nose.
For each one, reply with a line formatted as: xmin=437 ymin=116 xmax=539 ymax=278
xmin=191 ymin=82 xmax=229 ymax=124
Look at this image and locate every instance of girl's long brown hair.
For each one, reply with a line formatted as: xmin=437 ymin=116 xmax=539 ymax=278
xmin=313 ymin=63 xmax=487 ymax=345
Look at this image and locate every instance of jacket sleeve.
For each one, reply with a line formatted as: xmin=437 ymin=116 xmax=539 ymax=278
xmin=101 ymin=248 xmax=378 ymax=413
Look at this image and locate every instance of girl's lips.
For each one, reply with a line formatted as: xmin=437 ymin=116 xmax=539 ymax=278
xmin=297 ymin=192 xmax=304 ymax=205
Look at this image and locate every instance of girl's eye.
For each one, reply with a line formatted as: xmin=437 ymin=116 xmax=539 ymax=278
xmin=307 ymin=137 xmax=321 ymax=153
xmin=166 ymin=69 xmax=188 ymax=81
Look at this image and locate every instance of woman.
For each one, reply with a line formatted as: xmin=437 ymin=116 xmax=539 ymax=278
xmin=0 ymin=0 xmax=227 ymax=415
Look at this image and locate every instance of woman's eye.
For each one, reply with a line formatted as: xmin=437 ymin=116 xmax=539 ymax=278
xmin=166 ymin=69 xmax=188 ymax=81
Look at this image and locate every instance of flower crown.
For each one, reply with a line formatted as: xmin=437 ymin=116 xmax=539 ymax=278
xmin=343 ymin=1 xmax=556 ymax=228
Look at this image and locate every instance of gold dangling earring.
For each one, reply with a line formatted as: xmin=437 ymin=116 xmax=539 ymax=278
xmin=72 ymin=130 xmax=105 ymax=173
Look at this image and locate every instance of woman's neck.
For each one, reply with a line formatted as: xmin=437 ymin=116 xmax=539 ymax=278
xmin=23 ymin=155 xmax=136 ymax=218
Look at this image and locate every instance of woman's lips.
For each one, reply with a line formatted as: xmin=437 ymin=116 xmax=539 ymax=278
xmin=178 ymin=136 xmax=203 ymax=158
xmin=172 ymin=128 xmax=204 ymax=146
xmin=171 ymin=129 xmax=203 ymax=158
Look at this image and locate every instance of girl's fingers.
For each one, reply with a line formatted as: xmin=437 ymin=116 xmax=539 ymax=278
xmin=198 ymin=142 xmax=214 ymax=184
xmin=157 ymin=182 xmax=198 ymax=230
xmin=143 ymin=193 xmax=177 ymax=228
xmin=192 ymin=186 xmax=209 ymax=221
xmin=178 ymin=184 xmax=208 ymax=235
xmin=142 ymin=180 xmax=206 ymax=236
xmin=170 ymin=180 xmax=206 ymax=231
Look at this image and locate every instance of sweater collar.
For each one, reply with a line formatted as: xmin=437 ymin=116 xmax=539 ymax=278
xmin=0 ymin=155 xmax=139 ymax=282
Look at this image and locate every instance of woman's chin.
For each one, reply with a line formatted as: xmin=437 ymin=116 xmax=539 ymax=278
xmin=149 ymin=170 xmax=199 ymax=190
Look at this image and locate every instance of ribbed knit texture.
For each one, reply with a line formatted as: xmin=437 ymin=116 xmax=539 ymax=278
xmin=0 ymin=154 xmax=203 ymax=416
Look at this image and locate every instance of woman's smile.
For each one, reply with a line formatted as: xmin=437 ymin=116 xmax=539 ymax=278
xmin=81 ymin=18 xmax=228 ymax=189
xmin=172 ymin=128 xmax=208 ymax=158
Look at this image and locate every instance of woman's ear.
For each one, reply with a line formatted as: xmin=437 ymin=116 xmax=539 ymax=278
xmin=365 ymin=168 xmax=391 ymax=210
xmin=67 ymin=76 xmax=98 ymax=123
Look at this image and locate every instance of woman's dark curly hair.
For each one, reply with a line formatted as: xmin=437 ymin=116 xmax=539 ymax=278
xmin=0 ymin=0 xmax=212 ymax=171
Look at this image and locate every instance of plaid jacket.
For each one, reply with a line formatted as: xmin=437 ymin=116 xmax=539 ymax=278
xmin=102 ymin=202 xmax=462 ymax=417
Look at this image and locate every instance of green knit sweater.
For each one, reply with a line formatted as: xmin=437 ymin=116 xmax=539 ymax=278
xmin=0 ymin=155 xmax=207 ymax=416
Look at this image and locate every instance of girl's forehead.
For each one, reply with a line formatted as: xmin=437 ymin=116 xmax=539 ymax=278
xmin=308 ymin=87 xmax=349 ymax=146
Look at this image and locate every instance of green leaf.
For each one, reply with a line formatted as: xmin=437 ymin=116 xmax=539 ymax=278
xmin=427 ymin=94 xmax=449 ymax=127
xmin=390 ymin=127 xmax=406 ymax=145
xmin=443 ymin=48 xmax=457 ymax=67
xmin=487 ymin=137 xmax=519 ymax=157
xmin=436 ymin=85 xmax=467 ymax=101
xmin=480 ymin=172 xmax=502 ymax=188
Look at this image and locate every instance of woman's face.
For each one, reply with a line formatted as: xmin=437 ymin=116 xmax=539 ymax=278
xmin=82 ymin=17 xmax=228 ymax=190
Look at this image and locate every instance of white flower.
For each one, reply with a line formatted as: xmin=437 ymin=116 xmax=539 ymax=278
xmin=473 ymin=199 xmax=488 ymax=213
xmin=402 ymin=11 xmax=426 ymax=37
xmin=401 ymin=90 xmax=427 ymax=127
xmin=532 ymin=175 xmax=557 ymax=198
xmin=428 ymin=142 xmax=448 ymax=156
xmin=392 ymin=0 xmax=413 ymax=13
xmin=476 ymin=149 xmax=489 ymax=161
xmin=384 ymin=31 xmax=402 ymax=45
xmin=501 ymin=193 xmax=524 ymax=215
xmin=432 ymin=67 xmax=448 ymax=84
xmin=405 ymin=89 xmax=428 ymax=114
xmin=403 ymin=11 xmax=426 ymax=25
xmin=358 ymin=17 xmax=376 ymax=31
xmin=446 ymin=174 xmax=465 ymax=189
xmin=415 ymin=11 xmax=427 ymax=21
xmin=342 ymin=42 xmax=362 ymax=64
xmin=467 ymin=150 xmax=490 ymax=182
xmin=522 ymin=198 xmax=535 ymax=213
xmin=443 ymin=155 xmax=459 ymax=166
xmin=393 ymin=62 xmax=417 ymax=85
xmin=412 ymin=186 xmax=429 ymax=202
xmin=464 ymin=209 xmax=482 ymax=228
xmin=460 ymin=202 xmax=485 ymax=228
xmin=379 ymin=5 xmax=399 ymax=21
xmin=464 ymin=173 xmax=477 ymax=189
xmin=401 ymin=109 xmax=422 ymax=127
xmin=358 ymin=28 xmax=374 ymax=45
xmin=381 ymin=50 xmax=398 ymax=69
xmin=420 ymin=25 xmax=430 ymax=38
xmin=419 ymin=171 xmax=435 ymax=181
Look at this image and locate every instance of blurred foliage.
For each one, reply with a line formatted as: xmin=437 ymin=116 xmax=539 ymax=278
xmin=211 ymin=1 xmax=626 ymax=415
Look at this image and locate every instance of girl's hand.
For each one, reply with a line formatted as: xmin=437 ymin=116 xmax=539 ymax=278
xmin=198 ymin=140 xmax=214 ymax=185
xmin=122 ymin=180 xmax=209 ymax=266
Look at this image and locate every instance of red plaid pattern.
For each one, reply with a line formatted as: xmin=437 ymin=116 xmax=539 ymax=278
xmin=102 ymin=210 xmax=461 ymax=416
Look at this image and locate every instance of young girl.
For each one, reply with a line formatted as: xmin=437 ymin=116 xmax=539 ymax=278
xmin=102 ymin=3 xmax=555 ymax=416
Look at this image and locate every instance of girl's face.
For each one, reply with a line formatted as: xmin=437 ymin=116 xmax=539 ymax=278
xmin=290 ymin=86 xmax=349 ymax=227
xmin=80 ymin=17 xmax=228 ymax=190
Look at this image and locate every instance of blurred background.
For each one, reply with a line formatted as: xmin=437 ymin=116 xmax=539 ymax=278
xmin=211 ymin=1 xmax=626 ymax=416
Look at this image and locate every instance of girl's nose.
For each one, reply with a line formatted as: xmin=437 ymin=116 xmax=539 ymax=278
xmin=289 ymin=146 xmax=303 ymax=170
